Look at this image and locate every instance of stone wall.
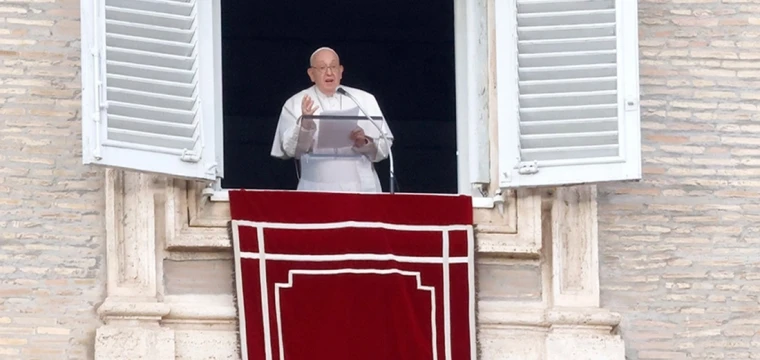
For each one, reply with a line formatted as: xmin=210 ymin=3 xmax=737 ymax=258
xmin=598 ymin=1 xmax=760 ymax=359
xmin=0 ymin=0 xmax=106 ymax=358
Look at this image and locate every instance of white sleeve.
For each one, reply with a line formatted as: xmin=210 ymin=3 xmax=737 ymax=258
xmin=270 ymin=97 xmax=316 ymax=159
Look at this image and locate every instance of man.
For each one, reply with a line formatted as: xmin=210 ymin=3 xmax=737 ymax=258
xmin=270 ymin=47 xmax=394 ymax=193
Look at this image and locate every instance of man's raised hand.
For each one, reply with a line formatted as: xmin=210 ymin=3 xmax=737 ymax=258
xmin=301 ymin=95 xmax=319 ymax=129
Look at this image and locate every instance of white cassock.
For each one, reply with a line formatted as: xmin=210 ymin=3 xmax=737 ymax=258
xmin=270 ymin=85 xmax=394 ymax=193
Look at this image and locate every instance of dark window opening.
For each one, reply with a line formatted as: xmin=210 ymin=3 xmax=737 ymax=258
xmin=220 ymin=0 xmax=457 ymax=194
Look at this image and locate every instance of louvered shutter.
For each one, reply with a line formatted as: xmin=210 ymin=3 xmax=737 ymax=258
xmin=80 ymin=0 xmax=221 ymax=181
xmin=495 ymin=0 xmax=641 ymax=188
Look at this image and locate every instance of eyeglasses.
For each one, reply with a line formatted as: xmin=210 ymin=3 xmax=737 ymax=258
xmin=312 ymin=65 xmax=339 ymax=74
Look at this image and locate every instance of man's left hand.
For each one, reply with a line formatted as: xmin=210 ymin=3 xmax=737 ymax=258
xmin=350 ymin=127 xmax=370 ymax=148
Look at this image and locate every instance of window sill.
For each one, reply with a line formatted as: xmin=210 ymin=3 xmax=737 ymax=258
xmin=173 ymin=180 xmax=532 ymax=254
xmin=205 ymin=189 xmax=501 ymax=209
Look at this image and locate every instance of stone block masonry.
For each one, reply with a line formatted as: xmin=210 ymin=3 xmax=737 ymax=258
xmin=599 ymin=1 xmax=760 ymax=359
xmin=0 ymin=0 xmax=106 ymax=358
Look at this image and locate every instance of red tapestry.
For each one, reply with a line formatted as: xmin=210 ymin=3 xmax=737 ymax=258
xmin=229 ymin=190 xmax=475 ymax=360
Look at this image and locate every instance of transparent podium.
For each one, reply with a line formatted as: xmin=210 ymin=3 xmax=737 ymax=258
xmin=296 ymin=112 xmax=385 ymax=158
xmin=294 ymin=110 xmax=393 ymax=193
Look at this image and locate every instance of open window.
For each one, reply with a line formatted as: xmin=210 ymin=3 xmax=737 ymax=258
xmin=218 ymin=0 xmax=470 ymax=196
xmin=80 ymin=0 xmax=640 ymax=205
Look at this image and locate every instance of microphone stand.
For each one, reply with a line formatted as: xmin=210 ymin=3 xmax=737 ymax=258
xmin=336 ymin=87 xmax=396 ymax=194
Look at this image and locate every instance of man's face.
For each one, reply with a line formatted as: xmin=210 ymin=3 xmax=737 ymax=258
xmin=308 ymin=50 xmax=343 ymax=94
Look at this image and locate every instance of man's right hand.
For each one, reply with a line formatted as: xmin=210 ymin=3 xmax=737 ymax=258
xmin=301 ymin=95 xmax=319 ymax=129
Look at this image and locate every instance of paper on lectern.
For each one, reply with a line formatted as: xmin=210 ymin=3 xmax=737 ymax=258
xmin=315 ymin=106 xmax=360 ymax=149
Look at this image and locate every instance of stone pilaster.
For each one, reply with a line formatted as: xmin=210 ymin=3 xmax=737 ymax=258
xmin=94 ymin=169 xmax=174 ymax=360
xmin=546 ymin=185 xmax=624 ymax=360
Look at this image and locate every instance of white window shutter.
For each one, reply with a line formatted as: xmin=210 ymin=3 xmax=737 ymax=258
xmin=80 ymin=0 xmax=221 ymax=181
xmin=495 ymin=0 xmax=641 ymax=188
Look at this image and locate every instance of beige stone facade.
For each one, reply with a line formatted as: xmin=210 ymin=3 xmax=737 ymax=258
xmin=0 ymin=0 xmax=758 ymax=359
xmin=599 ymin=1 xmax=760 ymax=358
xmin=0 ymin=0 xmax=104 ymax=358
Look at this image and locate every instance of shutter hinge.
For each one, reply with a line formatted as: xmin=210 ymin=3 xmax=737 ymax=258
xmin=180 ymin=149 xmax=201 ymax=163
xmin=205 ymin=162 xmax=217 ymax=177
xmin=517 ymin=161 xmax=539 ymax=175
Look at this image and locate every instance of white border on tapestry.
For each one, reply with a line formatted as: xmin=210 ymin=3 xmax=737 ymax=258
xmin=274 ymin=269 xmax=438 ymax=360
xmin=231 ymin=220 xmax=477 ymax=360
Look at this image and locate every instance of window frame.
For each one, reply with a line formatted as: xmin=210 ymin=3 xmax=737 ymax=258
xmin=205 ymin=0 xmax=496 ymax=208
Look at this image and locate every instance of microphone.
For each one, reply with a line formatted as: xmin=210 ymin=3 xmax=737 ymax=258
xmin=337 ymin=87 xmax=396 ymax=194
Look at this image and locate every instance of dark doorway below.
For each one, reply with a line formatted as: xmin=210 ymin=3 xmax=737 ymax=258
xmin=220 ymin=0 xmax=457 ymax=194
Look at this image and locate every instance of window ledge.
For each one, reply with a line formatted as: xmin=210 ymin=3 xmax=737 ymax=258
xmin=205 ymin=188 xmax=501 ymax=209
xmin=175 ymin=181 xmax=532 ymax=254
